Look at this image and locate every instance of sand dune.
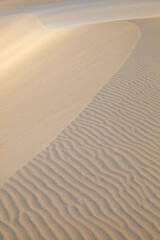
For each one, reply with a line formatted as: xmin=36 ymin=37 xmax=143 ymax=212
xmin=0 ymin=15 xmax=160 ymax=239
xmin=1 ymin=0 xmax=160 ymax=28
xmin=0 ymin=14 xmax=140 ymax=184
xmin=0 ymin=0 xmax=160 ymax=239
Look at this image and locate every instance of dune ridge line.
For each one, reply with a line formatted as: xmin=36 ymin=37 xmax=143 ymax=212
xmin=0 ymin=17 xmax=160 ymax=239
xmin=0 ymin=14 xmax=141 ymax=184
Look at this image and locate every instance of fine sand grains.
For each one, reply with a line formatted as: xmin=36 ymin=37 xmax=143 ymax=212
xmin=0 ymin=15 xmax=140 ymax=184
xmin=0 ymin=17 xmax=160 ymax=239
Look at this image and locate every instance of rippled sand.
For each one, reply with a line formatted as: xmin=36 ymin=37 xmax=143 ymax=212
xmin=0 ymin=15 xmax=140 ymax=184
xmin=0 ymin=1 xmax=160 ymax=239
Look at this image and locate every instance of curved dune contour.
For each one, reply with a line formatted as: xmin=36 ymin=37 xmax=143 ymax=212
xmin=0 ymin=16 xmax=160 ymax=240
xmin=0 ymin=14 xmax=140 ymax=184
xmin=0 ymin=15 xmax=160 ymax=240
xmin=0 ymin=1 xmax=160 ymax=240
xmin=1 ymin=0 xmax=160 ymax=28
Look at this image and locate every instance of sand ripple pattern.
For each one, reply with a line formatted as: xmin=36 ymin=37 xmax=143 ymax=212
xmin=0 ymin=18 xmax=160 ymax=240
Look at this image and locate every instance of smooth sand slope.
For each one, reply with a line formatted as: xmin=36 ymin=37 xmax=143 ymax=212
xmin=0 ymin=17 xmax=160 ymax=240
xmin=0 ymin=14 xmax=140 ymax=184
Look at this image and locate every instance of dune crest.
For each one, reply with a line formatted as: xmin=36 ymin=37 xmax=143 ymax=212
xmin=0 ymin=13 xmax=140 ymax=184
xmin=0 ymin=17 xmax=160 ymax=240
xmin=0 ymin=0 xmax=160 ymax=28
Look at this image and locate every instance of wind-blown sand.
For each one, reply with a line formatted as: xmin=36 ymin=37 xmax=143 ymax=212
xmin=0 ymin=14 xmax=140 ymax=184
xmin=0 ymin=0 xmax=160 ymax=239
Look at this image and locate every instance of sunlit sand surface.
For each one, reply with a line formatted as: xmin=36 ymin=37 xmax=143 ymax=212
xmin=0 ymin=14 xmax=140 ymax=184
xmin=0 ymin=0 xmax=160 ymax=239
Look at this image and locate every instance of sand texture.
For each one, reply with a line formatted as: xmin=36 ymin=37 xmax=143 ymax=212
xmin=0 ymin=15 xmax=141 ymax=184
xmin=0 ymin=14 xmax=160 ymax=240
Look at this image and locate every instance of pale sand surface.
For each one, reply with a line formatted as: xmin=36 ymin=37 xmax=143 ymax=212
xmin=0 ymin=14 xmax=140 ymax=184
xmin=1 ymin=0 xmax=160 ymax=28
xmin=0 ymin=16 xmax=160 ymax=239
xmin=0 ymin=0 xmax=160 ymax=238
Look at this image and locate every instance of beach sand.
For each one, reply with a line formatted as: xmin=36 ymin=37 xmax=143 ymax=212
xmin=0 ymin=1 xmax=160 ymax=239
